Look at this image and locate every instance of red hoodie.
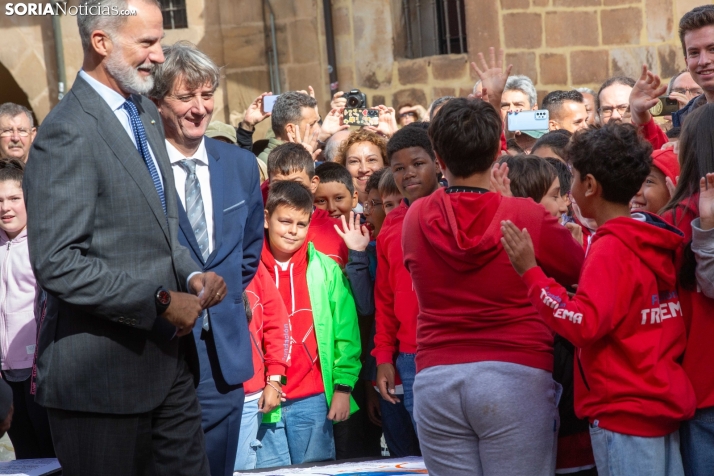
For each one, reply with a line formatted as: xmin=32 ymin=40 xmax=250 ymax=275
xmin=521 ymin=214 xmax=696 ymax=436
xmin=244 ymin=263 xmax=292 ymax=395
xmin=403 ymin=188 xmax=584 ymax=373
xmin=372 ymin=201 xmax=419 ymax=365
xmin=640 ymin=117 xmax=668 ymax=151
xmin=308 ymin=208 xmax=349 ymax=268
xmin=261 ymin=238 xmax=325 ymax=400
xmin=663 ymin=197 xmax=714 ymax=409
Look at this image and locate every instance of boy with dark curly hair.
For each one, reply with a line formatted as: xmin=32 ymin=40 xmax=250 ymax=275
xmin=502 ymin=122 xmax=697 ymax=476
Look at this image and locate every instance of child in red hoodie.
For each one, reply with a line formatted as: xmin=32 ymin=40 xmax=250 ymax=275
xmin=263 ymin=143 xmax=348 ymax=266
xmin=373 ymin=123 xmax=440 ymax=427
xmin=255 ymin=181 xmax=361 ymax=468
xmin=402 ymin=98 xmax=583 ymax=476
xmin=502 ymin=122 xmax=696 ymax=476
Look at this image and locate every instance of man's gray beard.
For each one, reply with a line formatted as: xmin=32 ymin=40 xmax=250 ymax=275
xmin=105 ymin=49 xmax=155 ymax=96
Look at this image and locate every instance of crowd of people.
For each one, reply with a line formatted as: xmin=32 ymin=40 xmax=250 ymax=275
xmin=1 ymin=1 xmax=714 ymax=476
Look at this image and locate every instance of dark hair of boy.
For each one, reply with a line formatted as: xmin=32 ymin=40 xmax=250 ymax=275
xmin=565 ymin=123 xmax=652 ymax=205
xmin=506 ymin=138 xmax=524 ymax=155
xmin=377 ymin=167 xmax=400 ymax=198
xmin=666 ymin=127 xmax=681 ymax=140
xmin=498 ymin=155 xmax=558 ymax=202
xmin=366 ymin=168 xmax=386 ymax=195
xmin=663 ymin=103 xmax=714 ymax=216
xmin=315 ymin=162 xmax=355 ymax=195
xmin=0 ymin=158 xmax=25 ymax=183
xmin=542 ymin=90 xmax=584 ymax=117
xmin=271 ymin=91 xmax=318 ymax=137
xmin=679 ymin=5 xmax=714 ymax=56
xmin=427 ymin=98 xmax=502 ymax=177
xmin=531 ymin=130 xmax=572 ymax=158
xmin=266 ymin=180 xmax=315 ymax=217
xmin=544 ymin=157 xmax=572 ymax=195
xmin=387 ymin=122 xmax=436 ymax=163
xmin=267 ymin=142 xmax=315 ymax=179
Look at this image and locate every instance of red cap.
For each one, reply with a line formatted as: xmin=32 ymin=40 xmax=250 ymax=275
xmin=651 ymin=149 xmax=680 ymax=184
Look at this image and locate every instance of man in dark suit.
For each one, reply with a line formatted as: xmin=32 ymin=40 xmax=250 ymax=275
xmin=150 ymin=42 xmax=264 ymax=476
xmin=23 ymin=1 xmax=225 ymax=474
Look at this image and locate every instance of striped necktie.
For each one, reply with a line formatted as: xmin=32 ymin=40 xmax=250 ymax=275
xmin=178 ymin=159 xmax=210 ymax=262
xmin=122 ymin=100 xmax=166 ymax=215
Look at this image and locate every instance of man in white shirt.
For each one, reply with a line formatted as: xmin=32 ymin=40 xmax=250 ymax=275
xmin=151 ymin=41 xmax=264 ymax=476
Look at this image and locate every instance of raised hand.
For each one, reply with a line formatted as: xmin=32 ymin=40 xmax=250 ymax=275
xmin=331 ymin=91 xmax=347 ymax=109
xmin=699 ymin=173 xmax=714 ymax=230
xmin=490 ymin=162 xmax=512 ymax=197
xmin=242 ymin=92 xmax=272 ymax=129
xmin=287 ymin=122 xmax=321 ymax=158
xmin=334 ymin=212 xmax=371 ymax=251
xmin=500 ymin=220 xmax=537 ymax=276
xmin=319 ymin=107 xmax=348 ymax=142
xmin=629 ymin=64 xmax=667 ymax=125
xmin=471 ymin=47 xmax=513 ymax=110
xmin=366 ymin=105 xmax=399 ymax=138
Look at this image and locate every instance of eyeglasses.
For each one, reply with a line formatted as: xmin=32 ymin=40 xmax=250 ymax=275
xmin=0 ymin=128 xmax=31 ymax=137
xmin=671 ymin=87 xmax=703 ymax=97
xmin=598 ymin=104 xmax=630 ymax=119
xmin=363 ymin=198 xmax=383 ymax=213
xmin=399 ymin=112 xmax=417 ymax=119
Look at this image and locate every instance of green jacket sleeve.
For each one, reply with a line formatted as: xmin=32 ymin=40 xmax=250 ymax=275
xmin=328 ymin=264 xmax=362 ymax=388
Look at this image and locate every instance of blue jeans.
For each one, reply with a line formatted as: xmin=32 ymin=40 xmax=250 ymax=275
xmin=234 ymin=397 xmax=261 ymax=471
xmin=589 ymin=421 xmax=684 ymax=476
xmin=396 ymin=352 xmax=417 ymax=429
xmin=681 ymin=406 xmax=714 ymax=476
xmin=379 ymin=395 xmax=420 ymax=457
xmin=255 ymin=393 xmax=335 ymax=468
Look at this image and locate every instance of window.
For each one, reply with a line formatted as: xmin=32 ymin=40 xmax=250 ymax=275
xmin=401 ymin=0 xmax=467 ymax=59
xmin=160 ymin=0 xmax=187 ymax=30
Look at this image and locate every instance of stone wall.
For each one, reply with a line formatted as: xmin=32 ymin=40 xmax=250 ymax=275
xmin=0 ymin=0 xmax=709 ymax=124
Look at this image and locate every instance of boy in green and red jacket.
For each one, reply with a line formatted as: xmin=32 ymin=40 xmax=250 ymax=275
xmin=255 ymin=180 xmax=361 ymax=468
xmin=502 ymin=122 xmax=696 ymax=476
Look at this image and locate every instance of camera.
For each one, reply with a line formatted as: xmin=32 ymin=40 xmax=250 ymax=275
xmin=344 ymin=89 xmax=367 ymax=109
xmin=649 ymin=96 xmax=679 ymax=117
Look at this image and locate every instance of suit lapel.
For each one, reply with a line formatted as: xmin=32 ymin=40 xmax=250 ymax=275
xmin=72 ymin=78 xmax=170 ymax=242
xmin=205 ymin=149 xmax=223 ymax=268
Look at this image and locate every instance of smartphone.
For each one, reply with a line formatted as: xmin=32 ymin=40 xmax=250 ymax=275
xmin=263 ymin=94 xmax=279 ymax=113
xmin=506 ymin=110 xmax=549 ymax=132
xmin=343 ymin=108 xmax=379 ymax=127
xmin=649 ymin=96 xmax=679 ymax=117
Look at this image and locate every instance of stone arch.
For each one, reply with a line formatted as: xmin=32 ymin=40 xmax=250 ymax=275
xmin=0 ymin=61 xmax=35 ymax=123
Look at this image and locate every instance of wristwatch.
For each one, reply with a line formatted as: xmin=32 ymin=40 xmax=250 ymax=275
xmin=334 ymin=384 xmax=352 ymax=394
xmin=268 ymin=375 xmax=287 ymax=385
xmin=155 ymin=286 xmax=171 ymax=315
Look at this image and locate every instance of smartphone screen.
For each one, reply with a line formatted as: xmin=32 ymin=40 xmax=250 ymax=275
xmin=263 ymin=95 xmax=279 ymax=113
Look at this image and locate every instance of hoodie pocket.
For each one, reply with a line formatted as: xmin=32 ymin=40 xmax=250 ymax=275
xmin=4 ymin=310 xmax=37 ymax=369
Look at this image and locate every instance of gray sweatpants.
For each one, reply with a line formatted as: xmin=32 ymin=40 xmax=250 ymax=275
xmin=413 ymin=361 xmax=561 ymax=476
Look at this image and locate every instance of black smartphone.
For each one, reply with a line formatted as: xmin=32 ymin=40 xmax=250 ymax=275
xmin=649 ymin=97 xmax=679 ymax=117
xmin=343 ymin=108 xmax=379 ymax=126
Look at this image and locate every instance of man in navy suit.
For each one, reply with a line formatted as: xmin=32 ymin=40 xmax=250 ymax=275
xmin=151 ymin=41 xmax=264 ymax=476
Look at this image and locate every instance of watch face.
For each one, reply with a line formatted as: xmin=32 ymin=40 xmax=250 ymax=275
xmin=157 ymin=290 xmax=171 ymax=305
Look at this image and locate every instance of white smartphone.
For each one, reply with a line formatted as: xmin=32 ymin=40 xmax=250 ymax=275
xmin=506 ymin=110 xmax=549 ymax=132
xmin=263 ymin=94 xmax=279 ymax=113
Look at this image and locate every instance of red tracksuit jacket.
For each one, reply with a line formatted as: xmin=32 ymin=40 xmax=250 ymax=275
xmin=244 ymin=263 xmax=291 ymax=395
xmin=663 ymin=197 xmax=714 ymax=409
xmin=522 ymin=213 xmax=696 ymax=437
xmin=372 ymin=201 xmax=419 ymax=365
xmin=402 ymin=189 xmax=583 ymax=373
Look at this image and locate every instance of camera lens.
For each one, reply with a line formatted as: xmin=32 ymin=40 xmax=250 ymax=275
xmin=348 ymin=97 xmax=359 ymax=107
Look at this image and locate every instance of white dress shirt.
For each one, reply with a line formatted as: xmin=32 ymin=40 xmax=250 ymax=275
xmin=166 ymin=138 xmax=215 ymax=255
xmin=79 ymin=70 xmax=163 ymax=189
